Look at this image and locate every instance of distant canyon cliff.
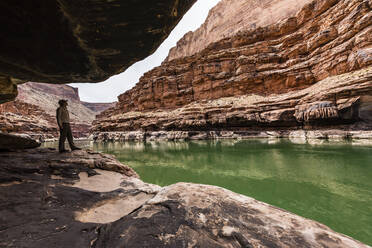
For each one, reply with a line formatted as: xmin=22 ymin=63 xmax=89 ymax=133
xmin=94 ymin=0 xmax=372 ymax=135
xmin=0 ymin=82 xmax=114 ymax=140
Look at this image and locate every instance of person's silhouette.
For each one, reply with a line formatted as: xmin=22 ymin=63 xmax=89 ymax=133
xmin=56 ymin=99 xmax=81 ymax=153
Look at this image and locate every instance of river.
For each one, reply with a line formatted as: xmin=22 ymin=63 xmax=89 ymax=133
xmin=43 ymin=139 xmax=372 ymax=245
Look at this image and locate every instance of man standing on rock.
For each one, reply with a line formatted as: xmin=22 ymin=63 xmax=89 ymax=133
xmin=56 ymin=99 xmax=81 ymax=153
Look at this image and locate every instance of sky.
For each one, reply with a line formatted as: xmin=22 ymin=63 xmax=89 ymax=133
xmin=70 ymin=0 xmax=221 ymax=103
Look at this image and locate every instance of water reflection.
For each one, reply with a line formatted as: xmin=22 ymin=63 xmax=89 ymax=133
xmin=42 ymin=139 xmax=372 ymax=245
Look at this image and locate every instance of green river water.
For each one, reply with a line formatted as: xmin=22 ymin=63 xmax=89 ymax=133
xmin=43 ymin=139 xmax=372 ymax=245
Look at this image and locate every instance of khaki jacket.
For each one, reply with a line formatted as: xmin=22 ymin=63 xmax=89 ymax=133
xmin=56 ymin=106 xmax=70 ymax=127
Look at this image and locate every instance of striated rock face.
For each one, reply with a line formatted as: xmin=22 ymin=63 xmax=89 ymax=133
xmin=166 ymin=0 xmax=313 ymax=61
xmin=0 ymin=100 xmax=63 ymax=141
xmin=94 ymin=67 xmax=372 ymax=134
xmin=0 ymin=148 xmax=370 ymax=247
xmin=294 ymin=101 xmax=340 ymax=123
xmin=100 ymin=0 xmax=372 ymax=118
xmin=0 ymin=82 xmax=114 ymax=140
xmin=0 ymin=0 xmax=197 ymax=103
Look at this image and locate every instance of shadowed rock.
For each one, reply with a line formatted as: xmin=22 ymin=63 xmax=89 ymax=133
xmin=0 ymin=149 xmax=369 ymax=247
xmin=0 ymin=0 xmax=197 ymax=103
xmin=0 ymin=132 xmax=40 ymax=150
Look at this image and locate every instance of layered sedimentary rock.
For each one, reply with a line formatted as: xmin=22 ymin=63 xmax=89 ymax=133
xmin=166 ymin=0 xmax=313 ymax=61
xmin=93 ymin=68 xmax=372 ymax=138
xmin=0 ymin=82 xmax=114 ymax=140
xmin=0 ymin=100 xmax=59 ymax=140
xmin=95 ymin=0 xmax=372 ymax=134
xmin=0 ymin=148 xmax=370 ymax=247
xmin=0 ymin=0 xmax=196 ymax=103
xmin=100 ymin=0 xmax=372 ymax=118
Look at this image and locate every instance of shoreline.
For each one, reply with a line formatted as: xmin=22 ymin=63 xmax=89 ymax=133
xmin=13 ymin=129 xmax=372 ymax=147
xmin=92 ymin=130 xmax=372 ymax=143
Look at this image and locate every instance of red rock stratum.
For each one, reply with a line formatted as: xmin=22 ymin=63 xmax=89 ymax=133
xmin=96 ymin=0 xmax=372 ymax=132
xmin=166 ymin=0 xmax=314 ymax=61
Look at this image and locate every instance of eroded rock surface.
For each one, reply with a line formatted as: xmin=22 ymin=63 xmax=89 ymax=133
xmin=0 ymin=100 xmax=58 ymax=140
xmin=93 ymin=130 xmax=372 ymax=144
xmin=166 ymin=0 xmax=313 ymax=61
xmin=99 ymin=0 xmax=372 ymax=116
xmin=0 ymin=149 xmax=369 ymax=247
xmin=0 ymin=149 xmax=150 ymax=248
xmin=93 ymin=67 xmax=372 ymax=135
xmin=94 ymin=183 xmax=370 ymax=248
xmin=0 ymin=0 xmax=197 ymax=103
xmin=0 ymin=132 xmax=40 ymax=150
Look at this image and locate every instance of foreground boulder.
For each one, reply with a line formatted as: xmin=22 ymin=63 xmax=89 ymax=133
xmin=0 ymin=132 xmax=40 ymax=150
xmin=0 ymin=148 xmax=369 ymax=247
xmin=95 ymin=183 xmax=370 ymax=248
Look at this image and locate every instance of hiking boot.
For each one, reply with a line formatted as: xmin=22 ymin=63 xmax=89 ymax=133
xmin=59 ymin=149 xmax=69 ymax=153
xmin=71 ymin=147 xmax=82 ymax=151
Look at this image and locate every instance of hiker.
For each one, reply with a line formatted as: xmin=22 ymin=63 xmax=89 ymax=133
xmin=56 ymin=99 xmax=81 ymax=153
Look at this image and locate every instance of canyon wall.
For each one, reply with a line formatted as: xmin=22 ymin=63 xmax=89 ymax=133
xmin=166 ymin=0 xmax=313 ymax=61
xmin=0 ymin=82 xmax=114 ymax=140
xmin=95 ymin=0 xmax=372 ymax=134
xmin=93 ymin=67 xmax=372 ymax=135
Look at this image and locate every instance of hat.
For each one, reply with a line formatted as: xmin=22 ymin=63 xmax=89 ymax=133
xmin=58 ymin=99 xmax=68 ymax=105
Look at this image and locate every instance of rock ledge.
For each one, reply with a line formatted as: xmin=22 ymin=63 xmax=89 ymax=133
xmin=0 ymin=148 xmax=370 ymax=247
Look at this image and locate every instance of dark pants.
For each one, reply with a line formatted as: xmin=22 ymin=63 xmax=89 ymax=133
xmin=59 ymin=123 xmax=75 ymax=151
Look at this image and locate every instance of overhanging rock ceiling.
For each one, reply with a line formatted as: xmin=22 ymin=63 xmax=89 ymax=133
xmin=0 ymin=0 xmax=196 ymax=103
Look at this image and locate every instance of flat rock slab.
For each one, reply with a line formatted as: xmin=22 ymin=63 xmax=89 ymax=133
xmin=0 ymin=148 xmax=370 ymax=247
xmin=94 ymin=183 xmax=371 ymax=248
xmin=0 ymin=148 xmax=156 ymax=248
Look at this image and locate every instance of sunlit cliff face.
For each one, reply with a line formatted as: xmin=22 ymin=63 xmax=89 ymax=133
xmin=99 ymin=0 xmax=372 ymax=113
xmin=93 ymin=0 xmax=372 ymax=133
xmin=166 ymin=0 xmax=314 ymax=61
